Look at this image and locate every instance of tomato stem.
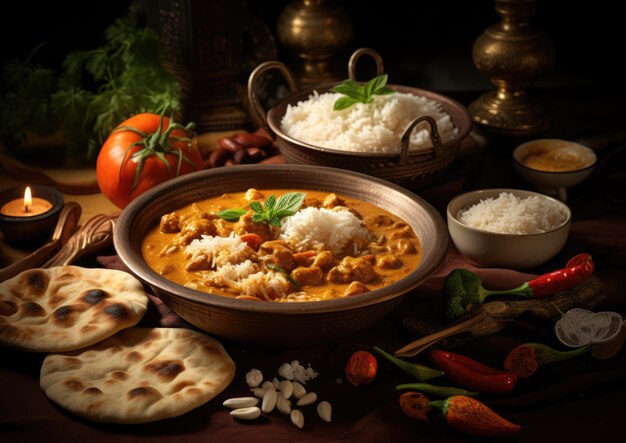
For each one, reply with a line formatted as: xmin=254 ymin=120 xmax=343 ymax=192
xmin=115 ymin=111 xmax=196 ymax=191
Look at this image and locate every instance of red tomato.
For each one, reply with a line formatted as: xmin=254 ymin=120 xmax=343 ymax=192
xmin=96 ymin=113 xmax=203 ymax=208
xmin=345 ymin=350 xmax=378 ymax=386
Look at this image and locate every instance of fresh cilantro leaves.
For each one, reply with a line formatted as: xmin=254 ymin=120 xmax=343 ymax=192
xmin=330 ymin=74 xmax=394 ymax=111
xmin=0 ymin=14 xmax=181 ymax=164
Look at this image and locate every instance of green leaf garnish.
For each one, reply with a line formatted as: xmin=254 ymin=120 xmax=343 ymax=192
xmin=217 ymin=192 xmax=306 ymax=226
xmin=217 ymin=208 xmax=246 ymax=222
xmin=330 ymin=74 xmax=394 ymax=111
xmin=0 ymin=14 xmax=182 ymax=164
xmin=266 ymin=263 xmax=300 ymax=289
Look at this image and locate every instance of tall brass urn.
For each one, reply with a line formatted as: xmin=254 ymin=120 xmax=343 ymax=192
xmin=469 ymin=0 xmax=556 ymax=137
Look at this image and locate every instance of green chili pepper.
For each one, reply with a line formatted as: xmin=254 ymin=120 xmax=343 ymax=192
xmin=396 ymin=382 xmax=478 ymax=397
xmin=373 ymin=346 xmax=443 ymax=381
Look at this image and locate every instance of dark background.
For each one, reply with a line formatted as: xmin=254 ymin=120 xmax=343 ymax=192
xmin=1 ymin=0 xmax=623 ymax=94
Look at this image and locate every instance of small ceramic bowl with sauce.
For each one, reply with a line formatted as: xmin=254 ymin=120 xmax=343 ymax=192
xmin=513 ymin=139 xmax=596 ymax=201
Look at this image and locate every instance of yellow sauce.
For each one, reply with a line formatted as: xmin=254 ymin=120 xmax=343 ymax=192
xmin=141 ymin=189 xmax=421 ymax=302
xmin=521 ymin=147 xmax=589 ymax=172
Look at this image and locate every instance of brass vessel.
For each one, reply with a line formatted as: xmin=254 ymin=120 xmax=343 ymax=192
xmin=469 ymin=0 xmax=555 ymax=137
xmin=277 ymin=0 xmax=353 ymax=86
xmin=139 ymin=0 xmax=248 ymax=132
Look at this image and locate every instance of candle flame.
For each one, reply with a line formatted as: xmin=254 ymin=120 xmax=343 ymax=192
xmin=24 ymin=186 xmax=32 ymax=212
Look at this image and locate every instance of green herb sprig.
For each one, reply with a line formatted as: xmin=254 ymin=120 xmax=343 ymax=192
xmin=0 ymin=13 xmax=181 ymax=165
xmin=265 ymin=263 xmax=301 ymax=289
xmin=217 ymin=192 xmax=306 ymax=227
xmin=330 ymin=74 xmax=394 ymax=111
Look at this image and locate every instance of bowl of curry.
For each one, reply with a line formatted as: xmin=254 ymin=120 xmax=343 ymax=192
xmin=115 ymin=164 xmax=448 ymax=345
xmin=513 ymin=139 xmax=597 ymax=201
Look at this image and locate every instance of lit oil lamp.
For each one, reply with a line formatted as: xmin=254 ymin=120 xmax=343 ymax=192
xmin=0 ymin=185 xmax=64 ymax=246
xmin=0 ymin=186 xmax=53 ymax=217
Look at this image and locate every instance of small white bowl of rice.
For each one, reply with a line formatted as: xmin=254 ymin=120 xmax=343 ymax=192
xmin=447 ymin=188 xmax=571 ymax=269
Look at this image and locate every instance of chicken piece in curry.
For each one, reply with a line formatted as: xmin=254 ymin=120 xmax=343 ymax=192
xmin=142 ymin=189 xmax=421 ymax=302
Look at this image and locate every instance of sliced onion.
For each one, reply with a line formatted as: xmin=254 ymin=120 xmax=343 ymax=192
xmin=591 ymin=320 xmax=626 ymax=360
xmin=584 ymin=311 xmax=624 ymax=344
xmin=555 ymin=308 xmax=594 ymax=347
xmin=556 ymin=308 xmax=624 ymax=348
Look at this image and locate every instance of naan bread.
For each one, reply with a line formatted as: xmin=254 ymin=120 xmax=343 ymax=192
xmin=0 ymin=266 xmax=148 ymax=352
xmin=40 ymin=327 xmax=236 ymax=424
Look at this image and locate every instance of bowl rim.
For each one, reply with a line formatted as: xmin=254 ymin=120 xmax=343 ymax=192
xmin=115 ymin=164 xmax=449 ymax=315
xmin=266 ymin=83 xmax=472 ymax=159
xmin=447 ymin=188 xmax=572 ymax=238
xmin=512 ymin=138 xmax=597 ymax=175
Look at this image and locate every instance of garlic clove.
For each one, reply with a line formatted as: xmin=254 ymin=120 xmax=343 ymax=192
xmin=317 ymin=401 xmax=332 ymax=422
xmin=278 ymin=380 xmax=293 ymax=399
xmin=223 ymin=397 xmax=259 ymax=409
xmin=290 ymin=409 xmax=304 ymax=429
xmin=230 ymin=406 xmax=262 ymax=420
xmin=261 ymin=387 xmax=278 ymax=413
xmin=296 ymin=392 xmax=317 ymax=406
xmin=292 ymin=381 xmax=306 ymax=399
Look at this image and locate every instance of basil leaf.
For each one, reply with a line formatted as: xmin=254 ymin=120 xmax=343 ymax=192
xmin=268 ymin=216 xmax=283 ymax=227
xmin=272 ymin=209 xmax=297 ymax=220
xmin=249 ymin=201 xmax=263 ymax=214
xmin=220 ymin=192 xmax=305 ymax=227
xmin=331 ymin=83 xmax=366 ymax=101
xmin=368 ymin=74 xmax=388 ymax=94
xmin=252 ymin=213 xmax=266 ymax=223
xmin=332 ymin=74 xmax=395 ymax=111
xmin=375 ymin=87 xmax=395 ymax=96
xmin=275 ymin=192 xmax=306 ymax=212
xmin=333 ymin=96 xmax=359 ymax=111
xmin=217 ymin=208 xmax=246 ymax=222
xmin=264 ymin=194 xmax=276 ymax=212
xmin=268 ymin=211 xmax=295 ymax=227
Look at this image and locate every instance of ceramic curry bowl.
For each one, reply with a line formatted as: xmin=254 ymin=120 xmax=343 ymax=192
xmin=114 ymin=164 xmax=448 ymax=346
xmin=247 ymin=48 xmax=472 ymax=189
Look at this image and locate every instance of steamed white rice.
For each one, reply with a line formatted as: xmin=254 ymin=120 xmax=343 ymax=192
xmin=185 ymin=233 xmax=251 ymax=268
xmin=279 ymin=207 xmax=368 ymax=254
xmin=185 ymin=239 xmax=291 ymax=300
xmin=457 ymin=192 xmax=567 ymax=235
xmin=280 ymin=91 xmax=457 ymax=153
xmin=184 ymin=204 xmax=372 ymax=299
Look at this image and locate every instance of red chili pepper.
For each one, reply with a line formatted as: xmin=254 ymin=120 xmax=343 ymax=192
xmin=429 ymin=395 xmax=521 ymax=437
xmin=399 ymin=391 xmax=431 ymax=421
xmin=428 ymin=350 xmax=517 ymax=394
xmin=528 ymin=253 xmax=595 ymax=297
xmin=445 ymin=254 xmax=596 ymax=320
xmin=345 ymin=350 xmax=378 ymax=386
xmin=504 ymin=342 xmax=590 ymax=378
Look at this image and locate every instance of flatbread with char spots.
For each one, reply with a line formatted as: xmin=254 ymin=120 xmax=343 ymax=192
xmin=0 ymin=266 xmax=148 ymax=352
xmin=40 ymin=327 xmax=236 ymax=424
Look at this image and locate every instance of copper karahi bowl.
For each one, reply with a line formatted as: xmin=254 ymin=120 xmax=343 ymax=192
xmin=115 ymin=164 xmax=448 ymax=346
xmin=248 ymin=48 xmax=472 ymax=189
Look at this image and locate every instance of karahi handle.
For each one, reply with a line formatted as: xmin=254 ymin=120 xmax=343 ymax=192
xmin=348 ymin=48 xmax=385 ymax=81
xmin=247 ymin=61 xmax=299 ymax=140
xmin=399 ymin=115 xmax=444 ymax=163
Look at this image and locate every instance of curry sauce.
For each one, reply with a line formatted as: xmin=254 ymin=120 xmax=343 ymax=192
xmin=142 ymin=189 xmax=421 ymax=302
